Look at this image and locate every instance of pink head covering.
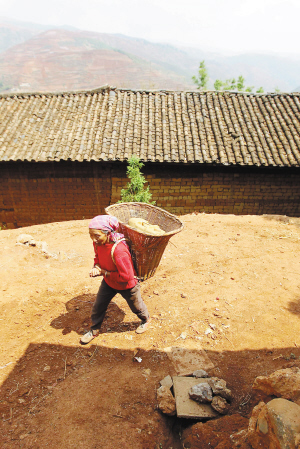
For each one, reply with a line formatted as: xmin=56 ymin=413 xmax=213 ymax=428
xmin=89 ymin=215 xmax=128 ymax=247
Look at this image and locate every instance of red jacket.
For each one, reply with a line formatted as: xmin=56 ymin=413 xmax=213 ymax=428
xmin=93 ymin=242 xmax=137 ymax=290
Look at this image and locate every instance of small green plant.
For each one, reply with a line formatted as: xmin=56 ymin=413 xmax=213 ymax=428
xmin=214 ymin=74 xmax=254 ymax=92
xmin=192 ymin=60 xmax=209 ymax=91
xmin=119 ymin=155 xmax=155 ymax=204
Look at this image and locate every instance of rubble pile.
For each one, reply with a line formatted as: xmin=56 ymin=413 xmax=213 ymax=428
xmin=157 ymin=369 xmax=232 ymax=420
xmin=167 ymin=367 xmax=300 ymax=449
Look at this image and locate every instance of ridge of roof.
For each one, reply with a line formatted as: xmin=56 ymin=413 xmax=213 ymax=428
xmin=0 ymin=84 xmax=111 ymax=99
xmin=0 ymin=85 xmax=299 ymax=99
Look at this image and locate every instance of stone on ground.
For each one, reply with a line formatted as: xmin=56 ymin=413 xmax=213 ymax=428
xmin=208 ymin=377 xmax=232 ymax=401
xmin=17 ymin=234 xmax=36 ymax=245
xmin=156 ymin=386 xmax=176 ymax=416
xmin=211 ymin=396 xmax=230 ymax=415
xmin=193 ymin=369 xmax=209 ymax=378
xmin=173 ymin=376 xmax=218 ymax=419
xmin=160 ymin=375 xmax=173 ymax=389
xmin=163 ymin=346 xmax=214 ymax=376
xmin=253 ymin=367 xmax=300 ymax=401
xmin=247 ymin=398 xmax=300 ymax=449
xmin=189 ymin=382 xmax=213 ymax=403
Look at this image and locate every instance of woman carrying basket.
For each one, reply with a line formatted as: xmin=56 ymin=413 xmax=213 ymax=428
xmin=80 ymin=215 xmax=151 ymax=345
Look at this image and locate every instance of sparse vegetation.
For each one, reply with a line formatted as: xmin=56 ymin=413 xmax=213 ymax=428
xmin=119 ymin=155 xmax=155 ymax=204
xmin=192 ymin=60 xmax=209 ymax=91
xmin=214 ymin=75 xmax=255 ymax=92
xmin=194 ymin=61 xmax=271 ymax=93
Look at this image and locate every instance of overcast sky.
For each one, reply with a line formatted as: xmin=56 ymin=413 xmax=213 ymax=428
xmin=0 ymin=0 xmax=299 ymax=55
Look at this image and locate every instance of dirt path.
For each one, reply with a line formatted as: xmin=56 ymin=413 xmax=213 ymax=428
xmin=0 ymin=213 xmax=300 ymax=448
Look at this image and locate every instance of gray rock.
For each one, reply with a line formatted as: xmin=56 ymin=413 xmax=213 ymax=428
xmin=211 ymin=395 xmax=230 ymax=414
xmin=192 ymin=369 xmax=208 ymax=378
xmin=156 ymin=386 xmax=176 ymax=416
xmin=189 ymin=382 xmax=213 ymax=403
xmin=219 ymin=388 xmax=232 ymax=401
xmin=207 ymin=377 xmax=227 ymax=393
xmin=160 ymin=375 xmax=173 ymax=389
xmin=247 ymin=398 xmax=300 ymax=449
xmin=207 ymin=377 xmax=232 ymax=400
xmin=16 ymin=234 xmax=36 ymax=246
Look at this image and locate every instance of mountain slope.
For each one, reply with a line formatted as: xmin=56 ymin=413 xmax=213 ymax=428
xmin=0 ymin=29 xmax=192 ymax=92
xmin=0 ymin=18 xmax=299 ymax=93
xmin=0 ymin=17 xmax=51 ymax=53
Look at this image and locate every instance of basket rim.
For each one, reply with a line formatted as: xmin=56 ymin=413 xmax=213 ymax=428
xmin=105 ymin=202 xmax=184 ymax=237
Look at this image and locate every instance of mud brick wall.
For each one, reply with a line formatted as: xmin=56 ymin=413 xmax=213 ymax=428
xmin=0 ymin=162 xmax=112 ymax=228
xmin=112 ymin=164 xmax=300 ymax=217
xmin=1 ymin=161 xmax=300 ymax=228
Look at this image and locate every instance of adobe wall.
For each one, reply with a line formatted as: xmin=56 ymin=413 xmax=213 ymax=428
xmin=0 ymin=162 xmax=111 ymax=228
xmin=0 ymin=161 xmax=300 ymax=228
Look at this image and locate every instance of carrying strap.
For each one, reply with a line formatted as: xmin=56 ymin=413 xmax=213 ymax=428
xmin=111 ymin=238 xmax=126 ymax=265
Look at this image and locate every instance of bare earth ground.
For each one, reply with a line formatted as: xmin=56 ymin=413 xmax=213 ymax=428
xmin=0 ymin=212 xmax=300 ymax=449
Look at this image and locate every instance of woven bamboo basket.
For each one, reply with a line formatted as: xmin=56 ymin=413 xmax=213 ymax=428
xmin=105 ymin=202 xmax=184 ymax=281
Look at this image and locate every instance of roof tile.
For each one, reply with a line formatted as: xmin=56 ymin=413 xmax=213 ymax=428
xmin=0 ymin=87 xmax=299 ymax=167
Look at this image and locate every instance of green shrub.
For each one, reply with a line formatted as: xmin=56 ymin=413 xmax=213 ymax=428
xmin=119 ymin=156 xmax=155 ymax=204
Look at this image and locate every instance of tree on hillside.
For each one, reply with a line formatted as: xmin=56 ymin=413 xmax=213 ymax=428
xmin=192 ymin=60 xmax=209 ymax=91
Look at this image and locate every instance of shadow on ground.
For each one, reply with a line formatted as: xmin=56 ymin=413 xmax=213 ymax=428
xmin=287 ymin=297 xmax=300 ymax=317
xmin=50 ymin=293 xmax=140 ymax=335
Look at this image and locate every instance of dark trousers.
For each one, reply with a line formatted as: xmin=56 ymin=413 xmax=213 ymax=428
xmin=91 ymin=279 xmax=150 ymax=330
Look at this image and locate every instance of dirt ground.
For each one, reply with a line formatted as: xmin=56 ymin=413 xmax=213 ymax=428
xmin=1 ymin=212 xmax=300 ymax=449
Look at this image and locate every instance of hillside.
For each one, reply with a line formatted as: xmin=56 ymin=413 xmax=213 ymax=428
xmin=1 ymin=212 xmax=300 ymax=447
xmin=0 ymin=17 xmax=50 ymax=53
xmin=0 ymin=29 xmax=192 ymax=92
xmin=0 ymin=18 xmax=299 ymax=94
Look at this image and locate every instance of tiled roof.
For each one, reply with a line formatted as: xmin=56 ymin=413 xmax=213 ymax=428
xmin=0 ymin=86 xmax=300 ymax=167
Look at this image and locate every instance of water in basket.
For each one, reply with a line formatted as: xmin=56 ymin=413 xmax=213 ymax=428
xmin=105 ymin=202 xmax=184 ymax=281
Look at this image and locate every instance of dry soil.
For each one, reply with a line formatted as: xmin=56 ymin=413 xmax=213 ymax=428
xmin=0 ymin=212 xmax=300 ymax=448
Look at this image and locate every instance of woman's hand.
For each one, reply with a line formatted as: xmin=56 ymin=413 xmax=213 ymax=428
xmin=89 ymin=265 xmax=102 ymax=277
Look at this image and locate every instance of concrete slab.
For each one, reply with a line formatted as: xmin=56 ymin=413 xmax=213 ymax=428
xmin=173 ymin=376 xmax=219 ymax=419
xmin=163 ymin=346 xmax=214 ymax=376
